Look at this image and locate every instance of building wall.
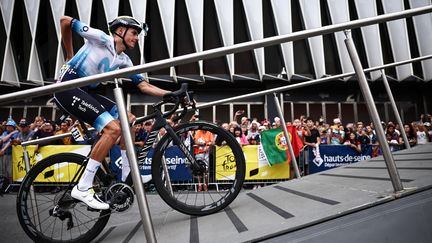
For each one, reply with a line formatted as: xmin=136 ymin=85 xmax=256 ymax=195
xmin=0 ymin=0 xmax=431 ymax=123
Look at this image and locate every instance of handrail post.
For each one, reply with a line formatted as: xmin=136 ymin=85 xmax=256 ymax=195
xmin=113 ymin=78 xmax=157 ymax=242
xmin=344 ymin=30 xmax=403 ymax=192
xmin=381 ymin=70 xmax=411 ymax=149
xmin=273 ymin=93 xmax=301 ymax=179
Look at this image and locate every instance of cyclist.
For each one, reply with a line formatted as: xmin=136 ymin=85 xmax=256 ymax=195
xmin=54 ymin=15 xmax=172 ymax=210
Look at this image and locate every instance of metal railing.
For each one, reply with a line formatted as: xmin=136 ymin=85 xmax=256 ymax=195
xmin=2 ymin=5 xmax=432 ymax=243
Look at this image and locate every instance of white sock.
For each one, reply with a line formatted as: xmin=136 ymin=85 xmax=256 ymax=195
xmin=78 ymin=158 xmax=101 ymax=190
xmin=121 ymin=150 xmax=130 ymax=182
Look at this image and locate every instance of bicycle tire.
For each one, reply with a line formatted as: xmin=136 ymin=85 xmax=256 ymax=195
xmin=152 ymin=121 xmax=246 ymax=216
xmin=16 ymin=153 xmax=110 ymax=243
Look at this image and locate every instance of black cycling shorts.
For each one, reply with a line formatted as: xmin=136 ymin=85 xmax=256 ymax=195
xmin=54 ymin=66 xmax=118 ymax=132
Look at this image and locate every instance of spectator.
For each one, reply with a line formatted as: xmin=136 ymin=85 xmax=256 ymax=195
xmin=233 ymin=110 xmax=245 ymax=123
xmin=329 ymin=118 xmax=344 ymax=145
xmin=55 ymin=121 xmax=73 ymax=145
xmin=31 ymin=116 xmax=44 ymax=132
xmin=194 ymin=129 xmax=214 ymax=192
xmin=425 ymin=122 xmax=432 ymax=142
xmin=293 ymin=119 xmax=305 ymax=140
xmin=228 ymin=121 xmax=239 ymax=134
xmin=134 ymin=122 xmax=146 ymax=148
xmin=221 ymin=122 xmax=229 ymax=132
xmin=344 ymin=132 xmax=361 ymax=153
xmin=233 ymin=127 xmax=249 ymax=146
xmin=273 ymin=117 xmax=282 ymax=128
xmin=357 ymin=127 xmax=370 ymax=145
xmin=303 ymin=117 xmax=321 ymax=147
xmin=416 ymin=123 xmax=429 ymax=145
xmin=400 ymin=123 xmax=417 ymax=147
xmin=365 ymin=125 xmax=377 ymax=145
xmin=0 ymin=119 xmax=19 ymax=190
xmin=319 ymin=128 xmax=329 ymax=144
xmin=32 ymin=120 xmax=56 ymax=153
xmin=247 ymin=121 xmax=261 ymax=145
xmin=14 ymin=119 xmax=35 ymax=144
xmin=385 ymin=123 xmax=401 ymax=145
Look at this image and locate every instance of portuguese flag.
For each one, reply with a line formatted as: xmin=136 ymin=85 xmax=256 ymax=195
xmin=260 ymin=126 xmax=303 ymax=165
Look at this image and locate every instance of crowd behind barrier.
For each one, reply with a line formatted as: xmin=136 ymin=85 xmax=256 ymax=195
xmin=1 ymin=111 xmax=432 ymax=192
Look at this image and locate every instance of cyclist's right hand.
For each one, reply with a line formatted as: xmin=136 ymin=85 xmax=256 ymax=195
xmin=163 ymin=92 xmax=176 ymax=103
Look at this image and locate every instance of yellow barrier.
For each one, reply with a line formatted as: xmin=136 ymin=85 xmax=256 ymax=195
xmin=215 ymin=145 xmax=290 ymax=180
xmin=12 ymin=145 xmax=91 ymax=182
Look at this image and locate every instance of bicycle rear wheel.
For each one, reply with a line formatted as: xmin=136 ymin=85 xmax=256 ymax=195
xmin=16 ymin=153 xmax=110 ymax=243
xmin=152 ymin=121 xmax=245 ymax=216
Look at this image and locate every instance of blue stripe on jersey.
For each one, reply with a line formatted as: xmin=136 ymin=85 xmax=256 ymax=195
xmin=93 ymin=111 xmax=115 ymax=132
xmin=109 ymin=105 xmax=119 ymax=119
xmin=130 ymin=74 xmax=145 ymax=85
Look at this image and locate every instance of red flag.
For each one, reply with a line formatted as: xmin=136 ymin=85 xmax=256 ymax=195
xmin=286 ymin=125 xmax=304 ymax=161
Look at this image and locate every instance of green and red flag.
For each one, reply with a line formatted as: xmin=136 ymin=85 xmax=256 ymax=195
xmin=259 ymin=126 xmax=304 ymax=165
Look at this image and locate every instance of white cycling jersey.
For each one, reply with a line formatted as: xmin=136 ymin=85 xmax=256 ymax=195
xmin=64 ymin=18 xmax=144 ymax=88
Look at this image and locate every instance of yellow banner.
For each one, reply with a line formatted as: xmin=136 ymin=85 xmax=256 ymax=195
xmin=215 ymin=145 xmax=289 ymax=180
xmin=12 ymin=145 xmax=91 ymax=182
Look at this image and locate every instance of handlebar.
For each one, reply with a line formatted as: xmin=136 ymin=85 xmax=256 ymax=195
xmin=134 ymin=83 xmax=195 ymax=125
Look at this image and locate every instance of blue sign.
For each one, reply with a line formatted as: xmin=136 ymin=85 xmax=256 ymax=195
xmin=110 ymin=145 xmax=192 ymax=181
xmin=308 ymin=145 xmax=373 ymax=174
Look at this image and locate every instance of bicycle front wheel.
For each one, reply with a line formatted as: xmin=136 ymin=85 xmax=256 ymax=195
xmin=152 ymin=121 xmax=245 ymax=216
xmin=16 ymin=153 xmax=110 ymax=243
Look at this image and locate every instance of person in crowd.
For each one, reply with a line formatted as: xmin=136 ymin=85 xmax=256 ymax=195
xmin=356 ymin=127 xmax=370 ymax=145
xmin=400 ymin=123 xmax=417 ymax=147
xmin=303 ymin=117 xmax=322 ymax=169
xmin=365 ymin=125 xmax=377 ymax=145
xmin=233 ymin=110 xmax=245 ymax=123
xmin=424 ymin=122 xmax=432 ymax=142
xmin=247 ymin=121 xmax=261 ymax=145
xmin=273 ymin=117 xmax=282 ymax=128
xmin=55 ymin=121 xmax=73 ymax=145
xmin=32 ymin=120 xmax=56 ymax=153
xmin=14 ymin=118 xmax=35 ymax=145
xmin=344 ymin=132 xmax=362 ymax=153
xmin=355 ymin=122 xmax=364 ymax=139
xmin=193 ymin=129 xmax=214 ymax=192
xmin=233 ymin=127 xmax=249 ymax=146
xmin=228 ymin=121 xmax=239 ymax=134
xmin=0 ymin=119 xmax=19 ymax=188
xmin=303 ymin=117 xmax=321 ymax=147
xmin=31 ymin=116 xmax=44 ymax=132
xmin=329 ymin=118 xmax=344 ymax=145
xmin=293 ymin=119 xmax=306 ymax=141
xmin=319 ymin=128 xmax=329 ymax=144
xmin=415 ymin=123 xmax=429 ymax=145
xmin=221 ymin=122 xmax=229 ymax=132
xmin=134 ymin=122 xmax=147 ymax=149
xmin=385 ymin=123 xmax=401 ymax=145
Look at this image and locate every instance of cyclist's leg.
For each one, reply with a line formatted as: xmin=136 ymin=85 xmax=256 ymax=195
xmin=54 ymin=88 xmax=120 ymax=210
xmin=93 ymin=94 xmax=142 ymax=183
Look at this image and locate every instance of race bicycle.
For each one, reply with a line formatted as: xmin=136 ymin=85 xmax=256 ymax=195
xmin=16 ymin=83 xmax=246 ymax=242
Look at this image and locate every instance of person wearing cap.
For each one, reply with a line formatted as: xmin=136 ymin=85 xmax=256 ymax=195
xmin=0 ymin=119 xmax=19 ymax=185
xmin=15 ymin=119 xmax=35 ymax=145
xmin=329 ymin=118 xmax=344 ymax=145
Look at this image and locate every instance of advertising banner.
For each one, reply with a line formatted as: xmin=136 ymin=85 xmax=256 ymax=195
xmin=215 ymin=145 xmax=290 ymax=180
xmin=110 ymin=145 xmax=192 ymax=181
xmin=12 ymin=145 xmax=91 ymax=182
xmin=308 ymin=145 xmax=373 ymax=174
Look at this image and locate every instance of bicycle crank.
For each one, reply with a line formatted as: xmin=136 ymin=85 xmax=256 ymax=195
xmin=105 ymin=183 xmax=134 ymax=212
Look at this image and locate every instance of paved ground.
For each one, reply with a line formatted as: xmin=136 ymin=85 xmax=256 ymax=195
xmin=1 ymin=143 xmax=431 ymax=242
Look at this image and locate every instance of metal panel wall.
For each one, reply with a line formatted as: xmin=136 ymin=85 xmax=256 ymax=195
xmin=0 ymin=0 xmax=431 ymax=87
